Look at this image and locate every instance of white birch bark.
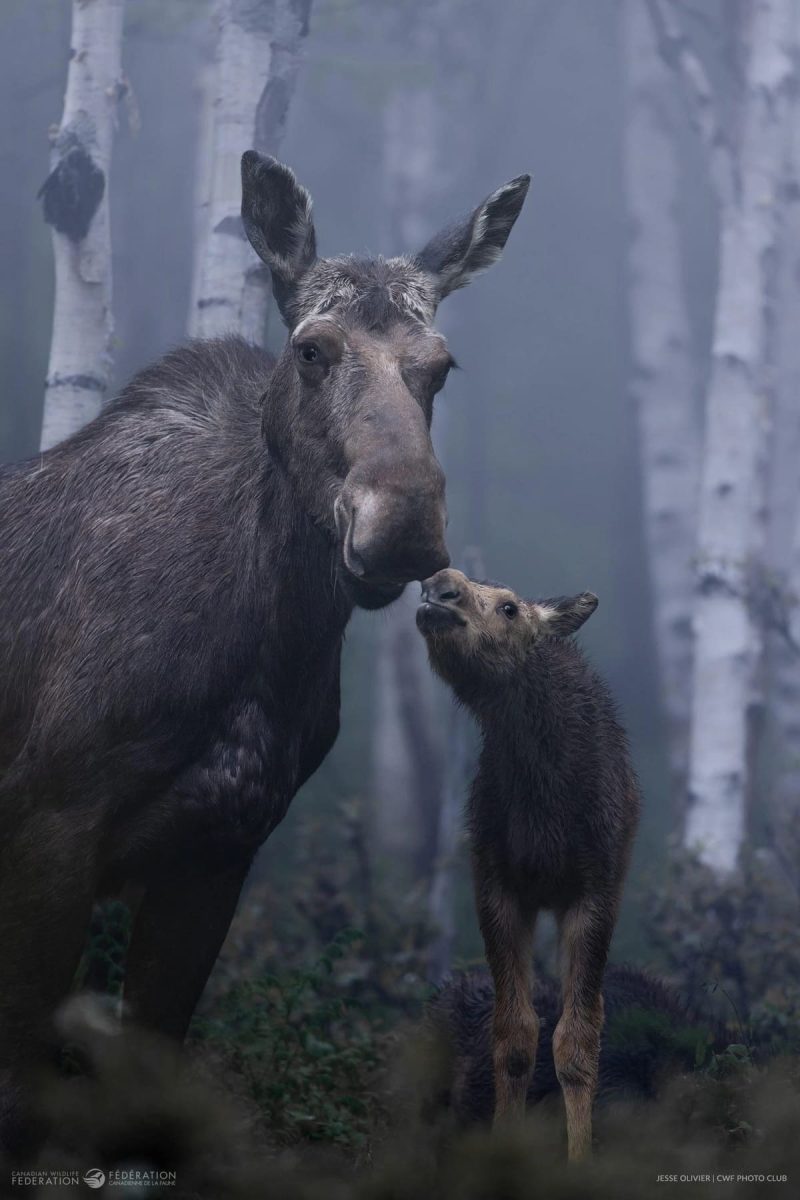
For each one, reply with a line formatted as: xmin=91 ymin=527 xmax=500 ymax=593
xmin=770 ymin=501 xmax=800 ymax=819
xmin=240 ymin=0 xmax=309 ymax=341
xmin=40 ymin=0 xmax=124 ymax=451
xmin=188 ymin=0 xmax=310 ymax=343
xmin=622 ymin=0 xmax=699 ymax=799
xmin=678 ymin=2 xmax=796 ymax=874
xmin=767 ymin=79 xmax=800 ymax=822
xmin=188 ymin=46 xmax=216 ymax=331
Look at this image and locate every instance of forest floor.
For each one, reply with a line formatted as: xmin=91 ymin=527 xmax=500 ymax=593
xmin=16 ymin=836 xmax=800 ymax=1199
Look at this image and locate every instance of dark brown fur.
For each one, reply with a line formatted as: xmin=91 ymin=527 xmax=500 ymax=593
xmin=427 ymin=965 xmax=706 ymax=1127
xmin=0 ymin=155 xmax=530 ymax=1150
xmin=417 ymin=570 xmax=640 ymax=1160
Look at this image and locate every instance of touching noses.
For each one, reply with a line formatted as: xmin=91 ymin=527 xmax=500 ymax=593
xmin=421 ymin=569 xmax=467 ymax=606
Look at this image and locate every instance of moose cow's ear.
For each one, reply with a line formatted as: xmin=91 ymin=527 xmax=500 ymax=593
xmin=416 ymin=174 xmax=530 ymax=301
xmin=535 ymin=592 xmax=598 ymax=637
xmin=241 ymin=151 xmax=317 ymax=323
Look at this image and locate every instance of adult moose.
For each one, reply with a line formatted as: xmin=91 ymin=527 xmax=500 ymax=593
xmin=0 ymin=152 xmax=529 ymax=1141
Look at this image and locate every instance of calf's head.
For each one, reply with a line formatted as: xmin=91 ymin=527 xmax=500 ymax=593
xmin=241 ymin=152 xmax=530 ymax=608
xmin=417 ymin=568 xmax=598 ymax=686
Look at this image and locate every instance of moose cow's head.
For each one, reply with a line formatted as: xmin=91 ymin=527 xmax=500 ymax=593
xmin=241 ymin=151 xmax=530 ymax=609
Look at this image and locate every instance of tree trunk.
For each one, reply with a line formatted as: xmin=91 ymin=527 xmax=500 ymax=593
xmin=766 ymin=70 xmax=800 ymax=826
xmin=40 ymin=0 xmax=125 ymax=451
xmin=188 ymin=0 xmax=311 ymax=343
xmin=683 ymin=1 xmax=796 ymax=874
xmin=622 ymin=0 xmax=699 ymax=805
xmin=427 ymin=545 xmax=483 ymax=982
xmin=370 ymin=2 xmax=450 ymax=882
xmin=427 ymin=701 xmax=468 ymax=982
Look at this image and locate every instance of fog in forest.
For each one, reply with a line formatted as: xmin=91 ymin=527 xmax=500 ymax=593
xmin=1 ymin=0 xmax=679 ymax=947
xmin=1 ymin=0 xmax=800 ymax=1183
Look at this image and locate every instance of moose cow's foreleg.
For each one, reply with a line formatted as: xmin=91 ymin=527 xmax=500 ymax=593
xmin=123 ymin=698 xmax=281 ymax=1041
xmin=473 ymin=858 xmax=538 ymax=1127
xmin=0 ymin=807 xmax=98 ymax=1066
xmin=553 ymin=897 xmax=615 ymax=1162
xmin=123 ymin=855 xmax=253 ymax=1042
xmin=0 ymin=800 xmax=99 ymax=1152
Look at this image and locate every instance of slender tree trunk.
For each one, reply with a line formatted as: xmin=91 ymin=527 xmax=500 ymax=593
xmin=188 ymin=43 xmax=216 ymax=333
xmin=188 ymin=0 xmax=311 ymax=343
xmin=372 ymin=20 xmax=446 ymax=878
xmin=681 ymin=2 xmax=796 ymax=874
xmin=427 ymin=544 xmax=483 ymax=982
xmin=40 ymin=0 xmax=125 ymax=450
xmin=371 ymin=0 xmax=490 ymax=887
xmin=767 ymin=76 xmax=800 ymax=825
xmin=622 ymin=0 xmax=699 ymax=805
xmin=770 ymin=511 xmax=800 ymax=822
xmin=427 ymin=702 xmax=468 ymax=981
xmin=371 ymin=0 xmax=458 ymax=881
xmin=373 ymin=0 xmax=521 ymax=957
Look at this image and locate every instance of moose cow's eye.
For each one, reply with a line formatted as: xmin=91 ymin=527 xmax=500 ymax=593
xmin=431 ymin=356 xmax=455 ymax=394
xmin=296 ymin=342 xmax=321 ymax=364
xmin=499 ymin=602 xmax=518 ymax=619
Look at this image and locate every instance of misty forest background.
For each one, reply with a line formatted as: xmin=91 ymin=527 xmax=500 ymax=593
xmin=2 ymin=2 xmax=800 ymax=1161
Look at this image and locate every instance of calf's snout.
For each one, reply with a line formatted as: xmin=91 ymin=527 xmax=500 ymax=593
xmin=421 ymin=568 xmax=469 ymax=606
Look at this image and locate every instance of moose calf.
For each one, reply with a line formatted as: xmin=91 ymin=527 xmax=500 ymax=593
xmin=417 ymin=570 xmax=640 ymax=1160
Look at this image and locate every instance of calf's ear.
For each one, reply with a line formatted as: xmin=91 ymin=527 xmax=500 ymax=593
xmin=241 ymin=151 xmax=317 ymax=323
xmin=535 ymin=592 xmax=598 ymax=637
xmin=416 ymin=174 xmax=530 ymax=301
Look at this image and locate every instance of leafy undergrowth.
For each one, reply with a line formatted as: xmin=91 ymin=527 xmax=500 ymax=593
xmin=27 ymin=986 xmax=800 ymax=1200
xmin=28 ymin=809 xmax=800 ymax=1196
xmin=191 ymin=930 xmax=392 ymax=1155
xmin=24 ymin=910 xmax=800 ymax=1197
xmin=646 ymin=837 xmax=800 ymax=1057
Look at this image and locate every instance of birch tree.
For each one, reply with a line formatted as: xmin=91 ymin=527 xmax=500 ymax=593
xmin=39 ymin=0 xmax=125 ymax=450
xmin=188 ymin=0 xmax=311 ymax=343
xmin=427 ymin=544 xmax=483 ymax=982
xmin=769 ymin=515 xmax=800 ymax=830
xmin=766 ymin=83 xmax=800 ymax=828
xmin=372 ymin=0 xmax=449 ymax=883
xmin=622 ymin=0 xmax=699 ymax=802
xmin=650 ymin=0 xmax=797 ymax=874
xmin=371 ymin=0 xmax=492 ymax=904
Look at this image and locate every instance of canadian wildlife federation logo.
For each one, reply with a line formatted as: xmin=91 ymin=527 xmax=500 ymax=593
xmin=10 ymin=1165 xmax=176 ymax=1189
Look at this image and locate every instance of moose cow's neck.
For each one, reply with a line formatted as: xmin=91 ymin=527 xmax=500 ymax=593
xmin=256 ymin=447 xmax=354 ymax=674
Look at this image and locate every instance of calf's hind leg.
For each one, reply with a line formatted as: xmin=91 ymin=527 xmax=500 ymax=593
xmin=553 ymin=897 xmax=615 ymax=1162
xmin=473 ymin=862 xmax=538 ymax=1127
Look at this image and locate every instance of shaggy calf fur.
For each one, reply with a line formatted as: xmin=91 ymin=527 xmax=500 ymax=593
xmin=417 ymin=570 xmax=640 ymax=1160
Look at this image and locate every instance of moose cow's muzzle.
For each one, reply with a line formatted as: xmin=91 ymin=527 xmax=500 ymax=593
xmin=335 ymin=457 xmax=449 ymax=592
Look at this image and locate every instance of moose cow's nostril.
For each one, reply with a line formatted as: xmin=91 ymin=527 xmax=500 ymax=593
xmin=438 ymin=588 xmax=461 ymax=602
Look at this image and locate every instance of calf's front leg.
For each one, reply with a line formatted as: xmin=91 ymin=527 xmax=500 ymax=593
xmin=473 ymin=860 xmax=538 ymax=1127
xmin=553 ymin=897 xmax=615 ymax=1161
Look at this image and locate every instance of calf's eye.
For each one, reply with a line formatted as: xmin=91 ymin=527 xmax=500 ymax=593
xmin=297 ymin=342 xmax=320 ymax=364
xmin=500 ymin=602 xmax=518 ymax=619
